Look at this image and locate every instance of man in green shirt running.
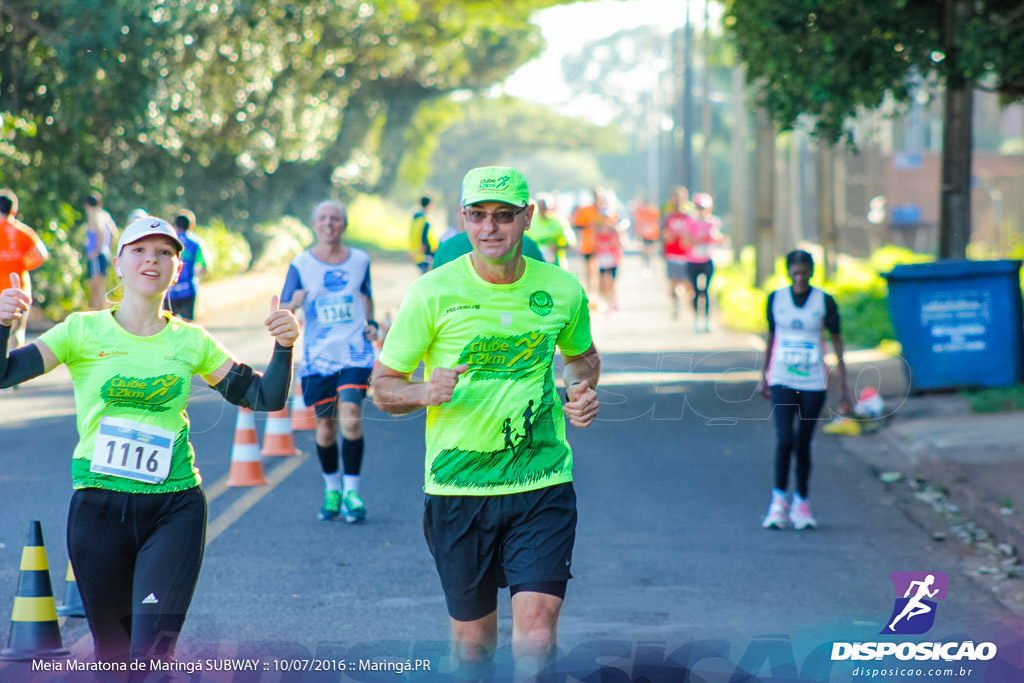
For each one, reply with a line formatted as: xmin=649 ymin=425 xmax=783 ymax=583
xmin=373 ymin=166 xmax=601 ymax=677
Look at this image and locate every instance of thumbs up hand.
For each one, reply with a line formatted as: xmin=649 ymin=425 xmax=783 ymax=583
xmin=0 ymin=273 xmax=32 ymax=327
xmin=264 ymin=295 xmax=300 ymax=347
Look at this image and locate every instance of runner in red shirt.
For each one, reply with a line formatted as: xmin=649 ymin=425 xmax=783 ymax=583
xmin=660 ymin=187 xmax=692 ymax=320
xmin=0 ymin=190 xmax=48 ymax=348
xmin=594 ymin=219 xmax=623 ymax=312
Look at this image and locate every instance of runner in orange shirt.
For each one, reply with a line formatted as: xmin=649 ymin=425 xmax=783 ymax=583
xmin=571 ymin=189 xmax=605 ymax=298
xmin=630 ymin=196 xmax=661 ymax=276
xmin=0 ymin=190 xmax=48 ymax=349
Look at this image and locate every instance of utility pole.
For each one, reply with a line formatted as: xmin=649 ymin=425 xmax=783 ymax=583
xmin=700 ymin=0 xmax=713 ymax=195
xmin=681 ymin=0 xmax=694 ymax=189
xmin=818 ymin=142 xmax=837 ymax=281
xmin=754 ymin=107 xmax=776 ymax=286
xmin=671 ymin=26 xmax=685 ymax=188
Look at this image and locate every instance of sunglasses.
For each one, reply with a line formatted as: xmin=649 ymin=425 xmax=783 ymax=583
xmin=462 ymin=206 xmax=527 ymax=225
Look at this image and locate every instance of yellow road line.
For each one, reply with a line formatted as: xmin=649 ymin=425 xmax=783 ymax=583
xmin=205 ymin=451 xmax=308 ymax=547
xmin=205 ymin=477 xmax=229 ymax=504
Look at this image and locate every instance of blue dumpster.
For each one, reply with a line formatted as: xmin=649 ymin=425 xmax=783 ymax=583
xmin=883 ymin=260 xmax=1023 ymax=391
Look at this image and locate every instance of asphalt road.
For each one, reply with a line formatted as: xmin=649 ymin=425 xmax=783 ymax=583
xmin=1 ymin=253 xmax=1022 ymax=682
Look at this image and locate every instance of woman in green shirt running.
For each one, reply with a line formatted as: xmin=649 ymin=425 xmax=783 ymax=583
xmin=0 ymin=216 xmax=299 ymax=673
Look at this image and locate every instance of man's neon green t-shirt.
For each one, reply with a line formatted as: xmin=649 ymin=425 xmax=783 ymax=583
xmin=38 ymin=310 xmax=233 ymax=493
xmin=379 ymin=254 xmax=593 ymax=496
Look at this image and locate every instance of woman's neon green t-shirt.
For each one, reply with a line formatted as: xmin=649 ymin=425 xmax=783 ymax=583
xmin=38 ymin=309 xmax=233 ymax=493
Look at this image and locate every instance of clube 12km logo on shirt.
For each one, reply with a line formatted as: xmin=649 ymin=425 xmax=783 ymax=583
xmin=831 ymin=572 xmax=997 ymax=662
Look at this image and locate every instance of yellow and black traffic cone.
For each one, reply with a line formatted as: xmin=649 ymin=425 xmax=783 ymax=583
xmin=56 ymin=561 xmax=86 ymax=618
xmin=0 ymin=521 xmax=70 ymax=660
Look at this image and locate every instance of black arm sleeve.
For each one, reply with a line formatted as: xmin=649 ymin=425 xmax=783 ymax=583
xmin=765 ymin=291 xmax=776 ymax=333
xmin=211 ymin=343 xmax=293 ymax=411
xmin=0 ymin=325 xmax=45 ymax=389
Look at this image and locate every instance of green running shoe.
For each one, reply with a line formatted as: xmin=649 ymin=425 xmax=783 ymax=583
xmin=342 ymin=490 xmax=366 ymax=523
xmin=319 ymin=490 xmax=341 ymax=521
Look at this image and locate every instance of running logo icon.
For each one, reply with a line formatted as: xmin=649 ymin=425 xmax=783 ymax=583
xmin=881 ymin=571 xmax=948 ymax=635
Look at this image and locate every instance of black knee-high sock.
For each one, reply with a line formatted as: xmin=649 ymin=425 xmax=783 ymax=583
xmin=342 ymin=437 xmax=364 ymax=476
xmin=317 ymin=442 xmax=339 ymax=475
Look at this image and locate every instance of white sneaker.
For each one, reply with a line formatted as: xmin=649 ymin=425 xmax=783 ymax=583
xmin=789 ymin=498 xmax=817 ymax=530
xmin=761 ymin=492 xmax=789 ymax=529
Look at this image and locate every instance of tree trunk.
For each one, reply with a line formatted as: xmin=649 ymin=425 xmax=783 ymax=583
xmin=375 ymin=86 xmax=432 ymax=196
xmin=730 ymin=65 xmax=749 ymax=250
xmin=754 ymin=107 xmax=776 ymax=286
xmin=939 ymin=85 xmax=973 ymax=259
xmin=938 ymin=0 xmax=973 ymax=259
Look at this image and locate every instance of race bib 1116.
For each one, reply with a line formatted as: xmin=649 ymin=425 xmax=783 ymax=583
xmin=91 ymin=417 xmax=175 ymax=484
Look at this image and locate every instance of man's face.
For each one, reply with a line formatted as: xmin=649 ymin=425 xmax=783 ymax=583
xmin=464 ymin=201 xmax=532 ymax=263
xmin=313 ymin=203 xmax=346 ymax=245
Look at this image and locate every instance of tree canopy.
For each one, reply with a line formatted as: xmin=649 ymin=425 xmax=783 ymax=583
xmin=426 ymin=94 xmax=624 ymax=204
xmin=725 ymin=0 xmax=1024 ymax=258
xmin=0 ymin=0 xmax=576 ymax=226
xmin=0 ymin=0 xmax=594 ymax=315
xmin=724 ymin=0 xmax=1024 ymax=142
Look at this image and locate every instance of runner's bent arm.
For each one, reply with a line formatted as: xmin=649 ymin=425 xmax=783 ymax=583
xmin=562 ymin=344 xmax=601 ymax=428
xmin=562 ymin=344 xmax=600 ymax=392
xmin=279 ymin=264 xmax=306 ymax=311
xmin=372 ymin=362 xmax=468 ymax=415
xmin=362 ymin=293 xmax=378 ymax=341
xmin=0 ymin=333 xmax=60 ymax=388
xmin=0 ymin=274 xmax=60 ymax=386
xmin=203 ymin=295 xmax=298 ymax=411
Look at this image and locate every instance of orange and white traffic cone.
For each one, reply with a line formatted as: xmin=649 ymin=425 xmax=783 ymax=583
xmin=290 ymin=380 xmax=315 ymax=432
xmin=0 ymin=521 xmax=70 ymax=661
xmin=56 ymin=562 xmax=85 ymax=618
xmin=228 ymin=408 xmax=267 ymax=486
xmin=261 ymin=407 xmax=297 ymax=456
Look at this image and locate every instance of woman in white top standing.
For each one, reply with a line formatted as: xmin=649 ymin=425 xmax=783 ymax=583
xmin=756 ymin=250 xmax=851 ymax=530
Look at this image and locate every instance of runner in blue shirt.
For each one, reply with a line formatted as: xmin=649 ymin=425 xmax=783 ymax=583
xmin=282 ymin=200 xmax=378 ymax=522
xmin=165 ymin=209 xmax=209 ymax=321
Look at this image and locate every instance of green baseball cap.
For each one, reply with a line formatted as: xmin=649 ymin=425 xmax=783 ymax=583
xmin=461 ymin=166 xmax=530 ymax=207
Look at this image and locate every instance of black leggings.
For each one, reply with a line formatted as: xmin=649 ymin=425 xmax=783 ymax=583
xmin=67 ymin=486 xmax=206 ymax=666
xmin=685 ymin=261 xmax=714 ymax=316
xmin=770 ymin=386 xmax=827 ymax=499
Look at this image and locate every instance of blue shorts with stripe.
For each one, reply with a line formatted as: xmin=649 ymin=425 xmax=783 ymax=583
xmin=300 ymin=367 xmax=372 ymax=418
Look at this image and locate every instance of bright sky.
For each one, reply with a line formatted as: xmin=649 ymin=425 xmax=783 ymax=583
xmin=503 ymin=0 xmax=692 ymax=121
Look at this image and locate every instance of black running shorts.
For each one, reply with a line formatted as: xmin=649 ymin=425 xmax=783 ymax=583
xmin=423 ymin=482 xmax=576 ymax=621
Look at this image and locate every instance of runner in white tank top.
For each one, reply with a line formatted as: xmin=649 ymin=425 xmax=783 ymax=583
xmin=757 ymin=250 xmax=851 ymax=530
xmin=281 ymin=200 xmax=379 ymax=523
